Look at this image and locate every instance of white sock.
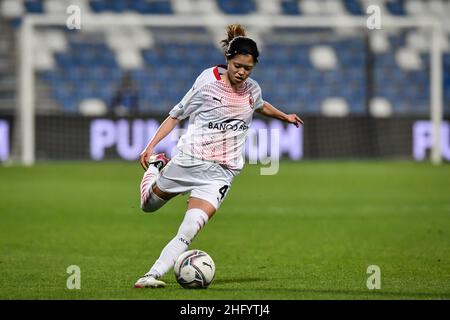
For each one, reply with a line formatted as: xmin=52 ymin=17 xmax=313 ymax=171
xmin=147 ymin=208 xmax=209 ymax=278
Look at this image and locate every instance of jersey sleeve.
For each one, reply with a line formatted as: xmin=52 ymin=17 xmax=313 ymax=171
xmin=169 ymin=85 xmax=204 ymax=120
xmin=253 ymin=82 xmax=264 ymax=111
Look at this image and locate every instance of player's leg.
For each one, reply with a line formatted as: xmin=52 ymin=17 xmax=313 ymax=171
xmin=135 ymin=183 xmax=231 ymax=288
xmin=134 ymin=197 xmax=215 ymax=288
xmin=140 ymin=153 xmax=177 ymax=212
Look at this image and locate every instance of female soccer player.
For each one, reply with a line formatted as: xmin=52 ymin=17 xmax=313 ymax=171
xmin=134 ymin=24 xmax=303 ymax=288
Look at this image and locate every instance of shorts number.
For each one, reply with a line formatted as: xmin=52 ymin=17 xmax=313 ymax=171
xmin=218 ymin=185 xmax=229 ymax=201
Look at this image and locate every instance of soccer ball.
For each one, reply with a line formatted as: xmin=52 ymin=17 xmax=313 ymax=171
xmin=174 ymin=249 xmax=215 ymax=289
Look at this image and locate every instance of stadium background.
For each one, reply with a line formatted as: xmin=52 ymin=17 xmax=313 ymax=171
xmin=0 ymin=0 xmax=449 ymax=300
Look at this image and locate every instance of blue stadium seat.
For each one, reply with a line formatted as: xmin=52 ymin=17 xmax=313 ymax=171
xmin=386 ymin=0 xmax=406 ymax=16
xmin=89 ymin=0 xmax=109 ymax=12
xmin=54 ymin=53 xmax=75 ymax=68
xmin=343 ymin=0 xmax=363 ymax=15
xmin=109 ymin=0 xmax=129 ymax=13
xmin=24 ymin=0 xmax=43 ymax=13
xmin=39 ymin=70 xmax=61 ymax=83
xmin=281 ymin=0 xmax=301 ymax=15
xmin=90 ymin=0 xmax=172 ymax=14
xmin=142 ymin=50 xmax=160 ymax=66
xmin=53 ymin=85 xmax=77 ymax=112
xmin=217 ymin=0 xmax=256 ymax=14
xmin=150 ymin=0 xmax=172 ymax=14
xmin=131 ymin=0 xmax=173 ymax=14
xmin=74 ymin=83 xmax=97 ymax=100
xmin=389 ymin=34 xmax=407 ymax=49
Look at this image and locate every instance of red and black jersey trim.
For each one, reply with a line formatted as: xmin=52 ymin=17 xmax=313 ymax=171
xmin=213 ymin=64 xmax=228 ymax=80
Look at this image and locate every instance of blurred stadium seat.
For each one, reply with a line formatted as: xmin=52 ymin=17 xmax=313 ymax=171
xmin=0 ymin=0 xmax=449 ymax=117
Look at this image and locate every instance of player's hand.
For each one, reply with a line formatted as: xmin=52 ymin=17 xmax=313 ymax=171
xmin=139 ymin=147 xmax=153 ymax=171
xmin=285 ymin=114 xmax=304 ymax=128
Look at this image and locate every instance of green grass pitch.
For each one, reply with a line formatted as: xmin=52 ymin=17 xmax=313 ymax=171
xmin=0 ymin=161 xmax=449 ymax=300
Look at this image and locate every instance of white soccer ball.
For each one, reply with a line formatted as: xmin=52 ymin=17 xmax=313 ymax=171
xmin=174 ymin=249 xmax=215 ymax=289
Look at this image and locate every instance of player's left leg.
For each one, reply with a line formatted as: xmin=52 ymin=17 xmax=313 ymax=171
xmin=140 ymin=153 xmax=177 ymax=212
xmin=134 ymin=198 xmax=215 ymax=288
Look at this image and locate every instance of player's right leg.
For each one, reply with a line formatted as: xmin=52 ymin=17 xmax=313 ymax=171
xmin=140 ymin=153 xmax=176 ymax=212
xmin=135 ymin=198 xmax=214 ymax=288
xmin=135 ymin=162 xmax=232 ymax=288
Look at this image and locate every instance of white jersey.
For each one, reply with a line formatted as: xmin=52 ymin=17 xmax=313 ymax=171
xmin=169 ymin=65 xmax=264 ymax=171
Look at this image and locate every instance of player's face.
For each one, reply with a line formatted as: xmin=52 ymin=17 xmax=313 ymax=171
xmin=227 ymin=54 xmax=255 ymax=86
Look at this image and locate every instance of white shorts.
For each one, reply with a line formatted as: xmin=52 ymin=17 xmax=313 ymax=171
xmin=155 ymin=154 xmax=239 ymax=210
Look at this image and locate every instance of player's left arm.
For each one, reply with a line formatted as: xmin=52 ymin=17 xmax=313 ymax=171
xmin=256 ymin=101 xmax=304 ymax=128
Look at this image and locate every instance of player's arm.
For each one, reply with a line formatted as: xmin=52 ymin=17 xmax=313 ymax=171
xmin=139 ymin=116 xmax=179 ymax=170
xmin=256 ymin=101 xmax=303 ymax=128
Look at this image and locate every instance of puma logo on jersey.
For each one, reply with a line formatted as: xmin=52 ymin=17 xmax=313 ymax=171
xmin=212 ymin=96 xmax=223 ymax=104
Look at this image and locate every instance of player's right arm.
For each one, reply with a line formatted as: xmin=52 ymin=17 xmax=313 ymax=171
xmin=139 ymin=116 xmax=179 ymax=170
